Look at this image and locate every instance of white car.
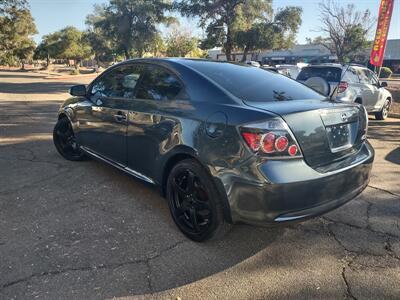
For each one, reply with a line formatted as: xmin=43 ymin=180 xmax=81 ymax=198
xmin=297 ymin=64 xmax=393 ymax=120
xmin=245 ymin=61 xmax=261 ymax=67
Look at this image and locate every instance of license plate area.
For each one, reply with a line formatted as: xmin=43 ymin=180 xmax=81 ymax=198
xmin=326 ymin=124 xmax=352 ymax=152
xmin=320 ymin=108 xmax=360 ymax=153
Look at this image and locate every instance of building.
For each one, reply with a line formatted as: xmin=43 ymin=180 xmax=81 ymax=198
xmin=208 ymin=39 xmax=399 ymax=73
xmin=382 ymin=39 xmax=400 ymax=73
xmin=261 ymin=44 xmax=336 ymax=65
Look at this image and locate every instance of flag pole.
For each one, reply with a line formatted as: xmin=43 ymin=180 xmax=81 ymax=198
xmin=377 ymin=33 xmax=389 ymax=79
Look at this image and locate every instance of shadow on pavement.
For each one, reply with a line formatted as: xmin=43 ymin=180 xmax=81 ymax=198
xmin=0 ymin=99 xmax=284 ymax=298
xmin=385 ymin=147 xmax=400 ymax=165
xmin=368 ymin=120 xmax=400 ymax=143
xmin=1 ymin=99 xmax=399 ymax=299
xmin=0 ymin=81 xmax=84 ymax=94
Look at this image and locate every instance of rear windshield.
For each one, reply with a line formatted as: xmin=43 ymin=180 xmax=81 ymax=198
xmin=297 ymin=66 xmax=342 ymax=82
xmin=185 ymin=61 xmax=325 ymax=102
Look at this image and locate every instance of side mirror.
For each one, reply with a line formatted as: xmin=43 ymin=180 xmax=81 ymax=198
xmin=380 ymin=81 xmax=388 ymax=88
xmin=70 ymin=85 xmax=87 ymax=97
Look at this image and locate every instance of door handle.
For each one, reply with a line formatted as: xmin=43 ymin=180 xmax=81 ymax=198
xmin=114 ymin=111 xmax=127 ymax=122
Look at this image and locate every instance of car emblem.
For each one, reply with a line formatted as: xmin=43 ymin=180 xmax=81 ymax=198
xmin=341 ymin=113 xmax=347 ymax=122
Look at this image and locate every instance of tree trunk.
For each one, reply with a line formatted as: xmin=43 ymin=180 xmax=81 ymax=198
xmin=225 ymin=26 xmax=233 ymax=61
xmin=46 ymin=53 xmax=50 ymax=68
xmin=74 ymin=60 xmax=80 ymax=74
xmin=138 ymin=48 xmax=144 ymax=58
xmin=124 ymin=48 xmax=129 ymax=60
xmin=241 ymin=45 xmax=250 ymax=62
xmin=21 ymin=60 xmax=25 ymax=70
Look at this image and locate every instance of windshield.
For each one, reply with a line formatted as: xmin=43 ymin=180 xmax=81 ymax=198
xmin=185 ymin=61 xmax=325 ymax=102
xmin=297 ymin=66 xmax=342 ymax=82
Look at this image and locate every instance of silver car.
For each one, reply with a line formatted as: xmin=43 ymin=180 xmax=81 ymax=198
xmin=297 ymin=64 xmax=392 ymax=120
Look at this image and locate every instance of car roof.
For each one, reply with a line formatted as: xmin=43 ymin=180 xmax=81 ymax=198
xmin=118 ymin=57 xmax=246 ymax=68
xmin=306 ymin=63 xmax=343 ymax=68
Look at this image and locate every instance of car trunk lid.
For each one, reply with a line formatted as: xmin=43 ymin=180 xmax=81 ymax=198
xmin=243 ymin=99 xmax=367 ymax=170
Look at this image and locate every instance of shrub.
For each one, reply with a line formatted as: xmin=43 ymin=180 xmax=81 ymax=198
xmin=379 ymin=67 xmax=392 ymax=78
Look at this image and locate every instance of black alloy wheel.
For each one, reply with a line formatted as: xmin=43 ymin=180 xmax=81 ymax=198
xmin=53 ymin=117 xmax=86 ymax=161
xmin=166 ymin=159 xmax=230 ymax=242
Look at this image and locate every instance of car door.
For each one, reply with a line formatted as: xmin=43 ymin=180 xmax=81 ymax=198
xmin=126 ymin=64 xmax=190 ymax=181
xmin=76 ymin=64 xmax=144 ymax=165
xmin=368 ymin=71 xmax=386 ymax=111
xmin=357 ymin=68 xmax=380 ymax=110
xmin=340 ymin=67 xmax=362 ymax=101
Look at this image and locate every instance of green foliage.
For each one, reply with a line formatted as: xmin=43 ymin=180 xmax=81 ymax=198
xmin=85 ymin=4 xmax=114 ymax=65
xmin=57 ymin=27 xmax=92 ymax=62
xmin=70 ymin=68 xmax=80 ymax=75
xmin=148 ymin=33 xmax=166 ymax=57
xmin=186 ymin=47 xmax=208 ymax=58
xmin=165 ymin=26 xmax=198 ymax=57
xmin=35 ymin=27 xmax=92 ymax=67
xmin=177 ymin=0 xmax=246 ymax=60
xmin=177 ymin=0 xmax=301 ymax=61
xmin=0 ymin=0 xmax=37 ymax=67
xmin=273 ymin=6 xmax=302 ymax=49
xmin=90 ymin=0 xmax=175 ymax=58
xmin=379 ymin=67 xmax=392 ymax=79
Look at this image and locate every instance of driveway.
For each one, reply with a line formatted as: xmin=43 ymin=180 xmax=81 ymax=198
xmin=0 ymin=71 xmax=399 ymax=299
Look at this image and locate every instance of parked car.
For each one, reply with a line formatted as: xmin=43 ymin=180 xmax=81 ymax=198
xmin=296 ymin=64 xmax=393 ymax=120
xmin=54 ymin=59 xmax=374 ymax=242
xmin=260 ymin=65 xmax=280 ymax=73
xmin=276 ymin=64 xmax=302 ymax=78
xmin=245 ymin=60 xmax=261 ymax=67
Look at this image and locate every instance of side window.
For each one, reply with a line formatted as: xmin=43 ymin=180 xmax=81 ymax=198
xmin=135 ymin=65 xmax=188 ymax=101
xmin=90 ymin=64 xmax=144 ymax=99
xmin=367 ymin=70 xmax=379 ymax=85
xmin=342 ymin=68 xmax=359 ymax=83
xmin=357 ymin=69 xmax=370 ymax=84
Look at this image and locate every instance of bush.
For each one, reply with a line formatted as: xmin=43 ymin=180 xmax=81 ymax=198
xmin=379 ymin=67 xmax=392 ymax=78
xmin=70 ymin=68 xmax=80 ymax=75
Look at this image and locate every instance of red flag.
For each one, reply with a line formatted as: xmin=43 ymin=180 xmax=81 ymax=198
xmin=370 ymin=0 xmax=395 ymax=66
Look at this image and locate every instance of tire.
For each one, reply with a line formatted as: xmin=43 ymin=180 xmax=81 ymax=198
xmin=166 ymin=159 xmax=231 ymax=242
xmin=375 ymin=98 xmax=391 ymax=120
xmin=53 ymin=117 xmax=87 ymax=161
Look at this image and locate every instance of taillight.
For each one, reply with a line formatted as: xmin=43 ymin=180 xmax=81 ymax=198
xmin=337 ymin=81 xmax=348 ymax=94
xmin=240 ymin=118 xmax=302 ymax=158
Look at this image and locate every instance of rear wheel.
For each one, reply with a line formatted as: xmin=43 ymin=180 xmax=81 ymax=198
xmin=53 ymin=117 xmax=87 ymax=161
xmin=166 ymin=159 xmax=231 ymax=242
xmin=375 ymin=98 xmax=391 ymax=120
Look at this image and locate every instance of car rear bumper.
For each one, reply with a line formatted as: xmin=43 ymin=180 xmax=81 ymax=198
xmin=221 ymin=141 xmax=374 ymax=226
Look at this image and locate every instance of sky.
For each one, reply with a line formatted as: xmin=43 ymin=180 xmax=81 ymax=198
xmin=29 ymin=0 xmax=399 ymax=45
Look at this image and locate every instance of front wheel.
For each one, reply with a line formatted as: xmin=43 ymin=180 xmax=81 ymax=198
xmin=166 ymin=159 xmax=231 ymax=242
xmin=53 ymin=117 xmax=87 ymax=161
xmin=375 ymin=99 xmax=391 ymax=120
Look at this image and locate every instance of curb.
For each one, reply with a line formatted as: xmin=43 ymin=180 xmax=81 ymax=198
xmin=44 ymin=73 xmax=99 ymax=80
xmin=388 ymin=112 xmax=400 ymax=119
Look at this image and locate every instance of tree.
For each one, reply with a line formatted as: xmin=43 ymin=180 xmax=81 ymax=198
xmin=148 ymin=33 xmax=166 ymax=57
xmin=57 ymin=27 xmax=92 ymax=69
xmin=165 ymin=25 xmax=198 ymax=57
xmin=90 ymin=0 xmax=175 ymax=59
xmin=85 ymin=4 xmax=114 ymax=66
xmin=234 ymin=6 xmax=302 ymax=62
xmin=34 ymin=27 xmax=92 ymax=71
xmin=316 ymin=0 xmax=374 ymax=63
xmin=177 ymin=0 xmax=246 ymax=61
xmin=0 ymin=0 xmax=37 ymax=68
xmin=34 ymin=32 xmax=61 ymax=68
xmin=177 ymin=0 xmax=301 ymax=61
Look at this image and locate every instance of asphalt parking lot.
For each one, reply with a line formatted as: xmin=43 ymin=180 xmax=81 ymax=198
xmin=0 ymin=70 xmax=399 ymax=300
